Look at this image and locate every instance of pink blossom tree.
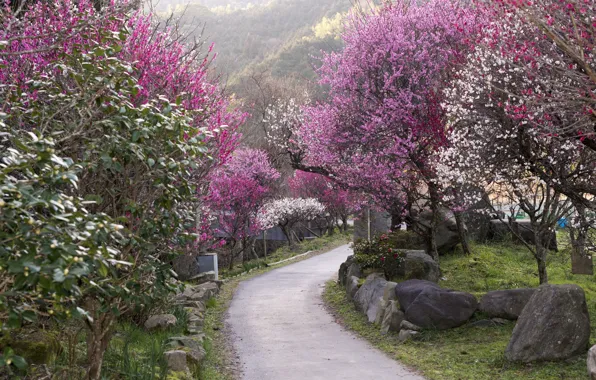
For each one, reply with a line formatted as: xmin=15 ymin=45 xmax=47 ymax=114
xmin=293 ymin=0 xmax=479 ymax=259
xmin=288 ymin=171 xmax=357 ymax=233
xmin=207 ymin=149 xmax=280 ymax=269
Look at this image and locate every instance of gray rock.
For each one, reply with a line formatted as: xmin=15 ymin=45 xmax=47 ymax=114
xmin=189 ymin=271 xmax=216 ymax=284
xmin=172 ymin=254 xmax=201 ymax=281
xmin=186 ymin=346 xmax=207 ymax=366
xmin=164 ymin=350 xmax=189 ymax=372
xmin=338 ymin=255 xmax=355 ymax=286
xmin=491 ymin=318 xmax=510 ymax=326
xmin=346 ymin=276 xmax=360 ymax=301
xmin=394 ymin=279 xmax=441 ymax=312
xmin=168 ymin=335 xmax=205 ymax=351
xmin=381 ymin=300 xmax=405 ymax=335
xmin=400 ymin=320 xmax=422 ymax=331
xmin=382 ymin=282 xmax=398 ymax=303
xmin=183 ymin=301 xmax=206 ymax=313
xmin=144 ymin=314 xmax=177 ymax=331
xmin=346 ymin=262 xmax=363 ymax=280
xmin=353 ymin=273 xmax=387 ymax=323
xmin=398 ymin=329 xmax=419 ymax=343
xmin=374 ymin=299 xmax=388 ymax=325
xmin=354 ymin=208 xmax=391 ymax=240
xmin=404 ymin=286 xmax=478 ymax=330
xmin=415 ymin=208 xmax=465 ymax=254
xmin=506 ymin=284 xmax=590 ymax=362
xmin=479 ymin=288 xmax=536 ymax=320
xmin=587 ymin=345 xmax=596 ymax=380
xmin=374 ymin=282 xmax=398 ymax=325
xmin=513 ymin=221 xmax=558 ymax=251
xmin=469 ymin=319 xmax=498 ymax=328
xmin=399 ymin=250 xmax=440 ymax=282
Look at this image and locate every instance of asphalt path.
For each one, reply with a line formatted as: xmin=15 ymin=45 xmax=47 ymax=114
xmin=227 ymin=244 xmax=425 ymax=380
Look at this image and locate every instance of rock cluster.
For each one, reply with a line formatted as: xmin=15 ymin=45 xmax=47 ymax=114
xmin=336 ymin=255 xmax=591 ymax=364
xmin=145 ymin=280 xmax=222 ymax=376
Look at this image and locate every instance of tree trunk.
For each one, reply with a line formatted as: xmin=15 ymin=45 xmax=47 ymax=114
xmin=454 ymin=210 xmax=471 ymax=255
xmin=341 ymin=216 xmax=348 ymax=232
xmin=281 ymin=225 xmax=292 ymax=247
xmin=428 ymin=183 xmax=441 ymax=262
xmin=534 ymin=232 xmax=549 ymax=284
xmin=86 ymin=301 xmax=116 ymax=380
xmin=228 ymin=240 xmax=237 ymax=270
xmin=391 ymin=212 xmax=402 ymax=231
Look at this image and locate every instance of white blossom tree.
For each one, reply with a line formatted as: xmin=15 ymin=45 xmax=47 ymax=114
xmin=258 ymin=197 xmax=326 ymax=246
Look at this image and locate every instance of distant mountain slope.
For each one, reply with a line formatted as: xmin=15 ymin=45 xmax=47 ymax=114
xmin=167 ymin=0 xmax=351 ymax=82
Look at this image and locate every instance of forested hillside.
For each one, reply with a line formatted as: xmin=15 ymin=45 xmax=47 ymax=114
xmin=161 ymin=0 xmax=351 ymax=82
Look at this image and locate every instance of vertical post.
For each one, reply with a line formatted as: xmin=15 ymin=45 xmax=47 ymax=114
xmin=263 ymin=229 xmax=267 ymax=258
xmin=367 ymin=207 xmax=371 ymax=242
xmin=213 ymin=254 xmax=218 ymax=281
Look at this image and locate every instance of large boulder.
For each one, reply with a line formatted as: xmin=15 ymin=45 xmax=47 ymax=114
xmin=404 ymin=287 xmax=478 ymax=330
xmin=394 ymin=279 xmax=441 ymax=312
xmin=588 ymin=345 xmax=596 ymax=380
xmin=346 ymin=276 xmax=360 ymax=301
xmin=172 ymin=254 xmax=201 ymax=281
xmin=397 ymin=250 xmax=440 ymax=282
xmin=505 ymin=284 xmax=590 ymax=362
xmin=380 ymin=300 xmax=405 ymax=335
xmin=487 ymin=220 xmax=557 ymax=251
xmin=346 ymin=262 xmax=363 ymax=280
xmin=145 ymin=314 xmax=177 ymax=331
xmin=374 ymin=282 xmax=398 ymax=324
xmin=415 ymin=208 xmax=464 ymax=254
xmin=353 ymin=273 xmax=387 ymax=323
xmin=354 ymin=208 xmax=391 ymax=240
xmin=513 ymin=221 xmax=557 ymax=251
xmin=338 ymin=255 xmax=355 ymax=286
xmin=479 ymin=288 xmax=536 ymax=320
xmin=164 ymin=350 xmax=189 ymax=372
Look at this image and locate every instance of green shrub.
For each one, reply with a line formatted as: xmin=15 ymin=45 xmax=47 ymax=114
xmin=352 ymin=230 xmax=424 ymax=279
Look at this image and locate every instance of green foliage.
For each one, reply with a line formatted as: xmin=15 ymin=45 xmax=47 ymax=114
xmin=353 ymin=231 xmax=423 ymax=279
xmin=324 ymin=242 xmax=595 ymax=380
xmin=0 ymin=26 xmax=209 ymax=373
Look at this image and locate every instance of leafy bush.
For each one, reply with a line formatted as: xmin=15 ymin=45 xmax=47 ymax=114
xmin=352 ymin=231 xmax=422 ymax=279
xmin=353 ymin=234 xmax=403 ymax=279
xmin=0 ymin=2 xmax=242 ymax=378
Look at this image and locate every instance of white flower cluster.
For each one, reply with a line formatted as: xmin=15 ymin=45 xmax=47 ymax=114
xmin=257 ymin=197 xmax=326 ymax=229
xmin=263 ymin=97 xmax=306 ymax=151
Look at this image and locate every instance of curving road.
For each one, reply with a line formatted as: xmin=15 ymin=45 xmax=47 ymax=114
xmin=226 ymin=244 xmax=425 ymax=380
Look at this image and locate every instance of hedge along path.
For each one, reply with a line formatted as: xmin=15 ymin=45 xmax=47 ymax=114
xmin=226 ymin=244 xmax=425 ymax=380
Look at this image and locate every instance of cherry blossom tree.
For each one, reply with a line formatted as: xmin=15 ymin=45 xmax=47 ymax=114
xmin=207 ymin=149 xmax=280 ymax=269
xmin=288 ymin=171 xmax=357 ymax=233
xmin=258 ymin=198 xmax=326 ymax=246
xmin=437 ymin=0 xmax=593 ymax=283
xmin=291 ymin=0 xmax=479 ymax=259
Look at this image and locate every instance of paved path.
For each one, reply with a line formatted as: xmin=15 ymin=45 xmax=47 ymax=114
xmin=227 ymin=244 xmax=425 ymax=380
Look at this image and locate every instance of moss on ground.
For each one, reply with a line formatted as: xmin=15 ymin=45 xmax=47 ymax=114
xmin=323 ymin=241 xmax=592 ymax=380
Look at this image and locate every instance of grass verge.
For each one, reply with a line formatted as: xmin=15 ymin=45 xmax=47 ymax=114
xmin=199 ymin=231 xmax=352 ymax=380
xmin=323 ymin=242 xmax=591 ymax=380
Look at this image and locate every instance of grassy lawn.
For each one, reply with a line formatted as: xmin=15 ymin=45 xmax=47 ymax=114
xmin=323 ymin=241 xmax=593 ymax=380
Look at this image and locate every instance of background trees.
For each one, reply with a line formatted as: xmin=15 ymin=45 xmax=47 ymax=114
xmin=207 ymin=149 xmax=279 ymax=268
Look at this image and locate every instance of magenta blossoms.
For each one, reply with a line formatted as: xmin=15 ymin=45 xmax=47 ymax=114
xmin=297 ymin=0 xmax=478 ymax=212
